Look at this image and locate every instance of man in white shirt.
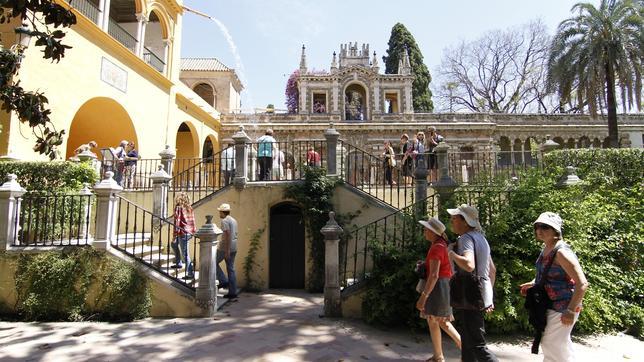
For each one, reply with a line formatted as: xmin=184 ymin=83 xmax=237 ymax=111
xmin=222 ymin=144 xmax=235 ymax=186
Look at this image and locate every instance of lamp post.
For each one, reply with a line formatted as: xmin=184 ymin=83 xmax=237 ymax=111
xmin=12 ymin=23 xmax=33 ymax=61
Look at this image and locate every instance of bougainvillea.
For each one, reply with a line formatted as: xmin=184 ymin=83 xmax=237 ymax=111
xmin=285 ymin=69 xmax=299 ymax=114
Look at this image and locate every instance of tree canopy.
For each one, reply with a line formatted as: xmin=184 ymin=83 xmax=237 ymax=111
xmin=383 ymin=23 xmax=433 ymax=112
xmin=547 ymin=0 xmax=643 ymax=147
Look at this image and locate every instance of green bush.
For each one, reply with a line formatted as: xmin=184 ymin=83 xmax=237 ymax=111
xmin=0 ymin=161 xmax=98 ymax=192
xmin=362 ymin=149 xmax=643 ymax=338
xmin=11 ymin=248 xmax=150 ymax=321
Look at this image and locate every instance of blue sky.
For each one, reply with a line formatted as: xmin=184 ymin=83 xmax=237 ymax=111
xmin=181 ymin=0 xmax=588 ymax=111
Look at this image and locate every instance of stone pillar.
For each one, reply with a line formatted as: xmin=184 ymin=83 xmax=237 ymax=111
xmin=539 ymin=135 xmax=560 ymax=168
xmin=320 ymin=211 xmax=343 ymax=317
xmin=324 ymin=123 xmax=340 ymax=177
xmin=162 ymin=38 xmax=171 ymax=74
xmin=97 ymin=0 xmax=106 ymax=29
xmin=150 ymin=165 xmax=172 ymax=217
xmin=194 ymin=215 xmax=223 ymax=317
xmin=101 ymin=0 xmax=111 ymax=31
xmin=135 ymin=13 xmax=145 ymax=56
xmin=92 ymin=171 xmax=123 ymax=249
xmin=414 ymin=157 xmax=429 ymax=219
xmin=433 ymin=143 xmax=459 ymax=215
xmin=159 ymin=145 xmax=176 ymax=176
xmin=78 ymin=183 xmax=93 ymax=240
xmin=232 ymin=125 xmax=251 ymax=190
xmin=557 ymin=166 xmax=581 ymax=188
xmin=77 ymin=150 xmax=100 ymax=177
xmin=0 ymin=174 xmax=26 ymax=250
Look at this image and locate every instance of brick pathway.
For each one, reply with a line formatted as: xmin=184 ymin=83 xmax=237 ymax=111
xmin=0 ymin=291 xmax=641 ymax=361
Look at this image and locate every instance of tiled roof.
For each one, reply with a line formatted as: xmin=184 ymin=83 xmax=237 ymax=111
xmin=181 ymin=58 xmax=231 ymax=72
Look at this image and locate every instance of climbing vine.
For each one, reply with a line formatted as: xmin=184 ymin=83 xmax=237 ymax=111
xmin=243 ymin=227 xmax=265 ymax=292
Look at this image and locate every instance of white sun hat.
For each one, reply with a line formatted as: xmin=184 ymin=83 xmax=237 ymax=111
xmin=217 ymin=203 xmax=231 ymax=212
xmin=447 ymin=204 xmax=482 ymax=231
xmin=418 ymin=217 xmax=446 ymax=236
xmin=533 ymin=212 xmax=563 ymax=235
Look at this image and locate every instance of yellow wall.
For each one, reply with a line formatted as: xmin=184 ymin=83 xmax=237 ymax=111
xmin=0 ymin=1 xmax=220 ymax=163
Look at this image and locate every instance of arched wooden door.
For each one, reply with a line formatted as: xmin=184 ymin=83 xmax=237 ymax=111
xmin=269 ymin=203 xmax=305 ymax=288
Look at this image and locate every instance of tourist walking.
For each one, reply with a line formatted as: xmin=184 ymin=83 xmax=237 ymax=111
xmin=382 ymin=141 xmax=396 ymax=186
xmin=217 ymin=203 xmax=238 ymax=298
xmin=447 ymin=204 xmax=498 ymax=362
xmin=123 ymin=141 xmax=138 ymax=189
xmin=416 ymin=217 xmax=461 ymax=362
xmin=412 ymin=131 xmax=426 ymax=168
xmin=222 ymin=143 xmax=235 ymax=186
xmin=170 ymin=192 xmax=196 ymax=279
xmin=257 ymin=129 xmax=276 ymax=181
xmin=520 ymin=212 xmax=588 ymax=362
xmin=400 ymin=134 xmax=413 ymax=185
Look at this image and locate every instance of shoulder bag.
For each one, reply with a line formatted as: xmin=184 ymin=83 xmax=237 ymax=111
xmin=449 ymin=235 xmax=486 ymax=311
xmin=525 ymin=244 xmax=563 ymax=354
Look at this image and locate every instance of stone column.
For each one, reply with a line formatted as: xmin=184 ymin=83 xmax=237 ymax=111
xmin=194 ymin=215 xmax=223 ymax=317
xmin=0 ymin=174 xmax=26 ymax=250
xmin=101 ymin=0 xmax=112 ymax=31
xmin=97 ymin=0 xmax=106 ymax=29
xmin=162 ymin=38 xmax=171 ymax=74
xmin=324 ymin=123 xmax=340 ymax=177
xmin=232 ymin=125 xmax=251 ymax=190
xmin=433 ymin=143 xmax=459 ymax=216
xmin=320 ymin=211 xmax=343 ymax=317
xmin=92 ymin=171 xmax=123 ymax=250
xmin=78 ymin=183 xmax=93 ymax=241
xmin=134 ymin=13 xmax=145 ymax=56
xmin=414 ymin=157 xmax=429 ymax=219
xmin=150 ymin=165 xmax=172 ymax=218
xmin=159 ymin=145 xmax=176 ymax=176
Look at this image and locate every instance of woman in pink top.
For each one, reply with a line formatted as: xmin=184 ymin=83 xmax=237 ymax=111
xmin=416 ymin=217 xmax=461 ymax=362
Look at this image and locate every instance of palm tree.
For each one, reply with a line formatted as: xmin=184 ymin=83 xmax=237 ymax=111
xmin=548 ymin=0 xmax=642 ymax=147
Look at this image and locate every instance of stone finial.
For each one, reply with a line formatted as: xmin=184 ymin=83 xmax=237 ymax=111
xmin=159 ymin=144 xmax=176 ymax=159
xmin=150 ymin=164 xmax=172 ymax=182
xmin=299 ymin=44 xmax=307 ymax=72
xmin=320 ymin=211 xmax=343 ymax=240
xmin=331 ymin=51 xmax=338 ymax=71
xmin=194 ymin=215 xmax=223 ymax=241
xmin=94 ymin=171 xmax=123 ymax=192
xmin=0 ymin=174 xmax=26 ymax=193
xmin=541 ymin=135 xmax=560 ymax=153
xmin=79 ymin=183 xmax=93 ymax=196
xmin=557 ymin=166 xmax=581 ymax=188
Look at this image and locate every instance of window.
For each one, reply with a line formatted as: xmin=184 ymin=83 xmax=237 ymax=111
xmin=384 ymin=92 xmax=399 ymax=113
xmin=312 ymin=93 xmax=327 ymax=113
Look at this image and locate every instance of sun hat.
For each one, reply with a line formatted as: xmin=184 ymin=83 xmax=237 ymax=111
xmin=447 ymin=204 xmax=482 ymax=230
xmin=418 ymin=217 xmax=446 ymax=236
xmin=217 ymin=203 xmax=231 ymax=212
xmin=120 ymin=140 xmax=128 ymax=146
xmin=533 ymin=212 xmax=563 ymax=235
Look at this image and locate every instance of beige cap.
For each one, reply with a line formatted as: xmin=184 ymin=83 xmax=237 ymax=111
xmin=217 ymin=203 xmax=231 ymax=212
xmin=447 ymin=204 xmax=482 ymax=230
xmin=534 ymin=212 xmax=563 ymax=235
xmin=418 ymin=217 xmax=446 ymax=236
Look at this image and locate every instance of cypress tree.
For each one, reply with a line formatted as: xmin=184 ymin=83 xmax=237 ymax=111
xmin=383 ymin=23 xmax=433 ymax=112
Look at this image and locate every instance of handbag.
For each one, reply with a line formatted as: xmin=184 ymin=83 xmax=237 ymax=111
xmin=525 ymin=244 xmax=562 ymax=354
xmin=449 ymin=236 xmax=486 ymax=310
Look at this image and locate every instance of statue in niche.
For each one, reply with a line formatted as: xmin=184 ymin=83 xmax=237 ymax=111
xmin=345 ymin=91 xmax=364 ymax=120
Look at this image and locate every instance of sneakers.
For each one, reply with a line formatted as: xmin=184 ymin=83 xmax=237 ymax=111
xmin=223 ymin=294 xmax=237 ymax=299
xmin=170 ymin=264 xmax=183 ymax=269
xmin=182 ymin=275 xmax=195 ymax=280
xmin=218 ymin=282 xmax=229 ymax=289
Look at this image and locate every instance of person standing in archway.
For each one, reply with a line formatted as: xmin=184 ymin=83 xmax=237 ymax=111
xmin=217 ymin=203 xmax=238 ymax=299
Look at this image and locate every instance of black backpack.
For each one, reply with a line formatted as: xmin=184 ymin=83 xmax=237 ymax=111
xmin=525 ymin=244 xmax=562 ymax=354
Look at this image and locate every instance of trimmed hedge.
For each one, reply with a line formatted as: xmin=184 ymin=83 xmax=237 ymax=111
xmin=0 ymin=161 xmax=98 ymax=192
xmin=5 ymin=248 xmax=151 ymax=321
xmin=362 ymin=148 xmax=644 ymax=338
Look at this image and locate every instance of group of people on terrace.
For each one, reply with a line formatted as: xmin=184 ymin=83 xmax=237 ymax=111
xmin=416 ymin=205 xmax=588 ymax=362
xmin=382 ymin=126 xmax=444 ymax=186
xmin=75 ymin=139 xmax=139 ymax=188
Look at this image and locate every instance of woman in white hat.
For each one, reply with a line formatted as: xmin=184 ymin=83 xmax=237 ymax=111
xmin=520 ymin=212 xmax=588 ymax=362
xmin=416 ymin=217 xmax=461 ymax=362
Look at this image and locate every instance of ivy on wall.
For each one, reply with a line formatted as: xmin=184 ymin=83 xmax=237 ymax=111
xmin=243 ymin=227 xmax=265 ymax=292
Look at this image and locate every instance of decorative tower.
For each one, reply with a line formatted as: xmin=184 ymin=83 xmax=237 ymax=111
xmin=330 ymin=51 xmax=338 ymax=73
xmin=371 ymin=51 xmax=379 ymax=73
xmin=400 ymin=48 xmax=412 ymax=75
xmin=299 ymin=44 xmax=307 ymax=73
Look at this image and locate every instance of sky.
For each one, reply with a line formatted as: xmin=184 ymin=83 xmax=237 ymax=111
xmin=180 ymin=0 xmax=589 ymax=112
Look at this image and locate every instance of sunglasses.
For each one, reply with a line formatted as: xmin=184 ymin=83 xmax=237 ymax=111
xmin=534 ymin=223 xmax=552 ymax=230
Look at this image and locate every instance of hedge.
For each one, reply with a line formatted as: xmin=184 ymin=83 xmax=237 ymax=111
xmin=0 ymin=161 xmax=98 ymax=192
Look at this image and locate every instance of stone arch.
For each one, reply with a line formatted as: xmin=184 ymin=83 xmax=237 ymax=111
xmin=193 ymin=82 xmax=216 ymax=107
xmin=142 ymin=8 xmax=170 ymax=73
xmin=553 ymin=137 xmax=565 ymax=148
xmin=343 ymin=81 xmax=369 ymax=121
xmin=578 ymin=136 xmax=591 ymax=148
xmin=591 ymin=138 xmax=602 ymax=149
xmin=497 ymin=136 xmax=512 ymax=166
xmin=146 ymin=4 xmax=171 ymax=40
xmin=202 ymin=135 xmax=217 ymax=160
xmin=566 ymin=138 xmax=576 ymax=149
xmin=66 ymin=97 xmax=138 ymax=160
xmin=524 ymin=137 xmax=536 ymax=165
xmin=602 ymin=137 xmax=611 ymax=148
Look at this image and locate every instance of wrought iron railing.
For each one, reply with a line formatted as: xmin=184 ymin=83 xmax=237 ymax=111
xmin=73 ymin=0 xmax=101 ymax=24
xmin=247 ymin=140 xmax=327 ymax=182
xmin=108 ymin=18 xmax=136 ymax=52
xmin=114 ymin=196 xmax=196 ymax=289
xmin=448 ymin=150 xmax=540 ymax=184
xmin=168 ymin=146 xmax=234 ymax=208
xmin=339 ymin=140 xmax=416 ymax=209
xmin=14 ymin=193 xmax=94 ymax=247
xmin=143 ymin=47 xmax=165 ymax=73
xmin=341 ymin=192 xmax=438 ymax=289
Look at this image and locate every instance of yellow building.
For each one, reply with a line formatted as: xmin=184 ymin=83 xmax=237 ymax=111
xmin=0 ymin=0 xmax=226 ymax=163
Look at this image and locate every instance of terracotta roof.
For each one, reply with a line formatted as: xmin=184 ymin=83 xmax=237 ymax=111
xmin=181 ymin=58 xmax=231 ymax=72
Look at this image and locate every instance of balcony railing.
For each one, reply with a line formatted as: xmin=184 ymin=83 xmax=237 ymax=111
xmin=73 ymin=0 xmax=101 ymax=24
xmin=143 ymin=47 xmax=165 ymax=73
xmin=108 ymin=18 xmax=136 ymax=53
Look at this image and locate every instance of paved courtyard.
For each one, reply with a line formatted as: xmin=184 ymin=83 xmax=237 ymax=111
xmin=0 ymin=291 xmax=641 ymax=361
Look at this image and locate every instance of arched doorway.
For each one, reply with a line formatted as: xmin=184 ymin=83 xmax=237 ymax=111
xmin=344 ymin=83 xmax=368 ymax=120
xmin=174 ymin=122 xmax=198 ymax=185
xmin=497 ymin=136 xmax=511 ymax=166
xmin=269 ymin=202 xmax=305 ymax=289
xmin=194 ymin=83 xmax=216 ymax=107
xmin=142 ymin=9 xmax=169 ymax=73
xmin=66 ymin=97 xmax=138 ymax=160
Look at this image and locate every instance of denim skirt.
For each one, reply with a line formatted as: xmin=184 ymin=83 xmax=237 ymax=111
xmin=421 ymin=277 xmax=452 ymax=318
